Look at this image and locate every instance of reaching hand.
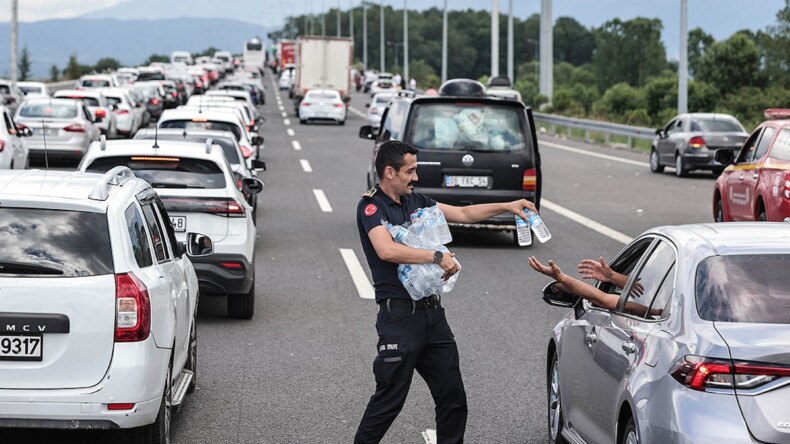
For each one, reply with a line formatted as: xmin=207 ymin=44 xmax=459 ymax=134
xmin=578 ymin=257 xmax=614 ymax=283
xmin=509 ymin=199 xmax=538 ymax=221
xmin=528 ymin=256 xmax=564 ymax=280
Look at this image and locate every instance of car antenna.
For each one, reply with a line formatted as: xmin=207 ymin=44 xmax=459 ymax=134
xmin=152 ymin=124 xmax=159 ymax=149
xmin=41 ymin=118 xmax=49 ymax=170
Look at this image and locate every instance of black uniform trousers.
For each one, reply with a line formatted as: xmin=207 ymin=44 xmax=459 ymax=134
xmin=354 ymin=300 xmax=468 ymax=444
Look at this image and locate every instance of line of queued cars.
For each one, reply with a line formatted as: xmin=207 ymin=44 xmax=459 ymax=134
xmin=0 ymin=50 xmax=269 ymax=442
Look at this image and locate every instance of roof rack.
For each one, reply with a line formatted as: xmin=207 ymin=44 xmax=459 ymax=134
xmin=205 ymin=138 xmax=214 ymax=154
xmin=99 ymin=134 xmax=107 ymax=151
xmin=88 ymin=166 xmax=136 ymax=201
xmin=395 ymin=89 xmax=416 ymax=98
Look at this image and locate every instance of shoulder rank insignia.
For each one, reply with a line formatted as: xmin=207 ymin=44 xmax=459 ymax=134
xmin=362 ymin=188 xmax=377 ymax=198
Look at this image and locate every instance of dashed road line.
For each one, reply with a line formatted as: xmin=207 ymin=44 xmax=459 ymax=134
xmin=540 ymin=140 xmax=650 ymax=168
xmin=292 ymin=140 xmax=302 ymax=151
xmin=339 ymin=248 xmax=375 ymax=300
xmin=281 ymin=111 xmax=288 ymax=118
xmin=300 ymin=159 xmax=312 ymax=172
xmin=421 ymin=429 xmax=437 ymax=444
xmin=312 ymin=189 xmax=333 ymax=212
xmin=348 ymin=106 xmax=366 ymax=119
xmin=278 ymin=105 xmax=284 ymax=111
xmin=287 ymin=128 xmax=295 ymax=136
xmin=542 ymin=198 xmax=632 ymax=245
xmin=284 ymin=118 xmax=291 ymax=126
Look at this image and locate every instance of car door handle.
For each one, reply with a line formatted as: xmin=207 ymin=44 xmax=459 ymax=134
xmin=585 ymin=332 xmax=598 ymax=343
xmin=738 ymin=174 xmax=745 ymax=181
xmin=622 ymin=341 xmax=637 ymax=354
xmin=753 ymin=173 xmax=759 ymax=179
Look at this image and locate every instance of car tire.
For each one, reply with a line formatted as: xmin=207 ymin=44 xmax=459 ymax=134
xmin=675 ymin=154 xmax=688 ymax=178
xmin=714 ymin=198 xmax=725 ymax=222
xmin=649 ymin=149 xmax=663 ymax=173
xmin=130 ymin=361 xmax=172 ymax=444
xmin=548 ymin=350 xmax=567 ymax=444
xmin=338 ymin=119 xmax=345 ymax=126
xmin=299 ymin=119 xmax=306 ymax=125
xmin=186 ymin=320 xmax=197 ymax=394
xmin=758 ymin=206 xmax=767 ymax=221
xmin=228 ymin=274 xmax=255 ymax=320
xmin=620 ymin=416 xmax=638 ymax=444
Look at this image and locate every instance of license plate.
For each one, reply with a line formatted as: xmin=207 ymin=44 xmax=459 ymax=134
xmin=444 ymin=175 xmax=489 ymax=188
xmin=0 ymin=334 xmax=43 ymax=361
xmin=170 ymin=216 xmax=186 ymax=232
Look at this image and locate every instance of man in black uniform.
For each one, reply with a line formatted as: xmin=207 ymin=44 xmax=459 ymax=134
xmin=355 ymin=140 xmax=537 ymax=443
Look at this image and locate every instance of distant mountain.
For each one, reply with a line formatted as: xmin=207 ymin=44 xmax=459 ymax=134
xmin=0 ymin=18 xmax=270 ymax=79
xmin=83 ymin=0 xmax=273 ymax=26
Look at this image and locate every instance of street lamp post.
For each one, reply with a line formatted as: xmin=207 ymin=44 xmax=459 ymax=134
xmin=403 ymin=0 xmax=408 ymax=83
xmin=380 ymin=0 xmax=385 ymax=72
xmin=11 ymin=0 xmax=17 ymax=86
xmin=363 ymin=2 xmax=368 ymax=70
xmin=491 ymin=0 xmax=499 ymax=78
xmin=507 ymin=0 xmax=513 ymax=83
xmin=337 ymin=0 xmax=341 ymax=37
xmin=678 ymin=0 xmax=688 ymax=114
xmin=442 ymin=0 xmax=447 ymax=82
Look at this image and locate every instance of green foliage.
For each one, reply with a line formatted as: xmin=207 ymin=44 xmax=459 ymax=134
xmin=592 ymin=17 xmax=667 ymax=90
xmin=94 ymin=57 xmax=121 ymax=73
xmin=554 ymin=17 xmax=594 ymax=66
xmin=18 ymin=46 xmax=31 ymax=81
xmin=596 ymin=83 xmax=646 ymax=118
xmin=49 ymin=64 xmax=59 ymax=82
xmin=688 ymin=28 xmax=715 ymax=77
xmin=716 ymin=86 xmax=790 ymax=130
xmin=696 ymin=33 xmax=763 ymax=94
xmin=62 ymin=54 xmax=92 ymax=80
xmin=144 ymin=54 xmax=169 ymax=65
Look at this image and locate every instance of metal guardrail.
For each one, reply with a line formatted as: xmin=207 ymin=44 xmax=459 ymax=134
xmin=533 ymin=112 xmax=656 ymax=147
xmin=47 ymin=80 xmax=78 ymax=93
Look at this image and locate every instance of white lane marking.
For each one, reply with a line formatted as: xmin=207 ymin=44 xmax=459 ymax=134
xmin=339 ymin=248 xmax=375 ymax=300
xmin=313 ymin=188 xmax=333 ymax=212
xmin=287 ymin=128 xmax=295 ymax=136
xmin=300 ymin=159 xmax=313 ymax=172
xmin=278 ymin=105 xmax=284 ymax=111
xmin=292 ymin=140 xmax=302 ymax=151
xmin=281 ymin=111 xmax=288 ymax=118
xmin=421 ymin=429 xmax=437 ymax=444
xmin=542 ymin=199 xmax=632 ymax=245
xmin=348 ymin=106 xmax=366 ymax=118
xmin=540 ymin=140 xmax=650 ymax=168
xmin=284 ymin=118 xmax=291 ymax=126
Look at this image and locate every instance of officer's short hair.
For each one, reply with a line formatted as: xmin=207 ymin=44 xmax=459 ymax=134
xmin=376 ymin=140 xmax=419 ymax=180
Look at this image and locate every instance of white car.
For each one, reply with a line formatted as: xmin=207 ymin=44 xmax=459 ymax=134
xmin=77 ymin=74 xmax=120 ymax=89
xmin=366 ymin=92 xmax=394 ymax=127
xmin=15 ymin=98 xmax=101 ymax=163
xmin=158 ymin=108 xmax=262 ymax=160
xmin=298 ymin=89 xmax=347 ymax=125
xmin=17 ymin=81 xmax=50 ymax=97
xmin=53 ymin=89 xmax=117 ymax=138
xmin=278 ymin=69 xmax=294 ymax=90
xmin=0 ymin=105 xmax=29 ymax=169
xmin=101 ymin=88 xmax=142 ymax=138
xmin=0 ymin=167 xmax=206 ymax=442
xmin=78 ymin=139 xmax=263 ymax=319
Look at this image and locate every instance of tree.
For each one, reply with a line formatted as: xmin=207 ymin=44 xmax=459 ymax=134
xmin=592 ymin=18 xmax=667 ymax=90
xmin=688 ymin=28 xmax=714 ymax=77
xmin=554 ymin=17 xmax=594 ymax=66
xmin=63 ymin=54 xmax=92 ymax=80
xmin=696 ymin=34 xmax=763 ymax=94
xmin=18 ymin=46 xmax=31 ymax=81
xmin=50 ymin=64 xmax=59 ymax=82
xmin=761 ymin=0 xmax=790 ymax=88
xmin=94 ymin=57 xmax=121 ymax=73
xmin=144 ymin=54 xmax=169 ymax=65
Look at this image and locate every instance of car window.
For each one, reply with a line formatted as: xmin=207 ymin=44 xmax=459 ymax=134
xmin=125 ymin=204 xmax=154 ymax=268
xmin=86 ymin=156 xmax=227 ymax=189
xmin=664 ymin=119 xmax=678 ymax=134
xmin=81 ymin=79 xmax=111 ymax=88
xmin=381 ymin=100 xmax=408 ymax=141
xmin=141 ymin=203 xmax=171 ymax=262
xmin=0 ymin=85 xmax=11 ymax=95
xmin=769 ymin=128 xmax=790 ymax=161
xmin=598 ymin=239 xmax=653 ymax=297
xmin=19 ymin=103 xmax=78 ymax=119
xmin=690 ymin=118 xmax=743 ymax=133
xmin=3 ymin=112 xmax=15 ymax=134
xmin=752 ymin=126 xmax=776 ymax=161
xmin=137 ymin=134 xmax=241 ymax=165
xmin=408 ymin=102 xmax=527 ymax=152
xmin=620 ymin=241 xmax=676 ymax=319
xmin=736 ymin=128 xmax=763 ymax=163
xmin=60 ymin=96 xmax=100 ymax=107
xmin=159 ymin=119 xmax=242 ymax=140
xmin=0 ymin=208 xmax=113 ymax=277
xmin=105 ymin=96 xmax=123 ymax=107
xmin=696 ymin=254 xmax=790 ymax=324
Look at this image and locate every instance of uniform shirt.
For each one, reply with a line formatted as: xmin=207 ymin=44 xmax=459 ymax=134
xmin=357 ymin=184 xmax=436 ymax=302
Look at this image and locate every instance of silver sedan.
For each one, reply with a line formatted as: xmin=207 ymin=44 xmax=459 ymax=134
xmin=15 ymin=98 xmax=100 ymax=162
xmin=539 ymin=222 xmax=790 ymax=444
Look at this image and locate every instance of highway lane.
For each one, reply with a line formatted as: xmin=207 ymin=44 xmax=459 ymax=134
xmin=5 ymin=84 xmax=723 ymax=444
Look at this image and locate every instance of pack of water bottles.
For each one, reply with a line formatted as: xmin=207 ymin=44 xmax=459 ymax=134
xmin=384 ymin=205 xmax=460 ymax=300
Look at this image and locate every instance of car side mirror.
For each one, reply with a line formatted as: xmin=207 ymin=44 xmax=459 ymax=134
xmin=365 ymin=103 xmax=370 ymax=108
xmin=714 ymin=149 xmax=735 ymax=166
xmin=18 ymin=126 xmax=32 ymax=137
xmin=242 ymin=177 xmax=264 ymax=194
xmin=251 ymin=134 xmax=263 ymax=146
xmin=251 ymin=159 xmax=267 ymax=171
xmin=655 ymin=128 xmax=665 ymax=138
xmin=541 ymin=281 xmax=580 ymax=308
xmin=359 ymin=125 xmax=378 ymax=140
xmin=186 ymin=232 xmax=214 ymax=257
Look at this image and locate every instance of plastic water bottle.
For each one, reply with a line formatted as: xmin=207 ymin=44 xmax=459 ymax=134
xmin=515 ymin=212 xmax=533 ymax=246
xmin=429 ymin=206 xmax=452 ymax=244
xmin=385 ymin=222 xmax=419 ymax=247
xmin=526 ymin=210 xmax=551 ymax=243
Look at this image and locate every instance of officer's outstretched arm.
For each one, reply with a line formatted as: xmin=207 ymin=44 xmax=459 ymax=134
xmin=438 ymin=199 xmax=537 ymax=225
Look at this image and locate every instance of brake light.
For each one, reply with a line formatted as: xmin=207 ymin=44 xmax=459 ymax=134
xmin=114 ymin=273 xmax=151 ymax=342
xmin=150 ymin=98 xmax=160 ymax=105
xmin=335 ymin=103 xmax=344 ymax=108
xmin=689 ymin=136 xmax=706 ymax=149
xmin=764 ymin=109 xmax=790 ymax=119
xmin=784 ymin=171 xmax=790 ymax=199
xmin=114 ymin=109 xmax=129 ymax=115
xmin=195 ymin=81 xmax=203 ymax=88
xmin=522 ymin=168 xmax=537 ymax=191
xmin=95 ymin=109 xmax=107 ymax=118
xmin=240 ymin=144 xmax=253 ymax=158
xmin=171 ymin=92 xmax=178 ymax=98
xmin=160 ymin=197 xmax=246 ymax=217
xmin=670 ymin=355 xmax=790 ymax=391
xmin=301 ymin=102 xmax=310 ymax=107
xmin=63 ymin=124 xmax=85 ymax=133
xmin=0 ymin=140 xmax=5 ymax=152
xmin=107 ymin=403 xmax=135 ymax=411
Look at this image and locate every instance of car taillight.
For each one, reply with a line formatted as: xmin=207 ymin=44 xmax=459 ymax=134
xmin=240 ymin=144 xmax=253 ymax=158
xmin=689 ymin=136 xmax=706 ymax=149
xmin=160 ymin=197 xmax=246 ymax=217
xmin=670 ymin=355 xmax=790 ymax=391
xmin=95 ymin=109 xmax=107 ymax=118
xmin=335 ymin=103 xmax=344 ymax=108
xmin=114 ymin=109 xmax=129 ymax=115
xmin=522 ymin=168 xmax=537 ymax=191
xmin=301 ymin=102 xmax=310 ymax=107
xmin=114 ymin=273 xmax=151 ymax=342
xmin=784 ymin=171 xmax=790 ymax=199
xmin=150 ymin=98 xmax=160 ymax=105
xmin=0 ymin=139 xmax=5 ymax=152
xmin=171 ymin=92 xmax=178 ymax=98
xmin=234 ymin=172 xmax=243 ymax=190
xmin=195 ymin=81 xmax=203 ymax=88
xmin=63 ymin=124 xmax=85 ymax=133
xmin=107 ymin=403 xmax=135 ymax=411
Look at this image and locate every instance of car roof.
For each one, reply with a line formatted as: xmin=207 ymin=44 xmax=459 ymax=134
xmin=650 ymin=223 xmax=790 ymax=257
xmin=679 ymin=113 xmax=740 ymax=121
xmin=136 ymin=128 xmax=237 ymax=141
xmin=54 ymin=89 xmax=104 ymax=98
xmin=159 ymin=109 xmax=243 ymax=123
xmin=84 ymin=139 xmax=228 ymax=162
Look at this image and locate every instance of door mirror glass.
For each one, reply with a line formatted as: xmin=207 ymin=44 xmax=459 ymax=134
xmin=242 ymin=177 xmax=264 ymax=194
xmin=186 ymin=233 xmax=213 ymax=256
xmin=714 ymin=149 xmax=735 ymax=166
xmin=251 ymin=134 xmax=264 ymax=146
xmin=541 ymin=281 xmax=580 ymax=308
xmin=359 ymin=125 xmax=377 ymax=140
xmin=251 ymin=159 xmax=267 ymax=171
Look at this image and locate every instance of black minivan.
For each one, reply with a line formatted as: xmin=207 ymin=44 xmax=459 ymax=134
xmin=359 ymin=79 xmax=542 ymax=244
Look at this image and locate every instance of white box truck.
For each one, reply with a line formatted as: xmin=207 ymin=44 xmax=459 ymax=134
xmin=293 ymin=36 xmax=353 ymax=104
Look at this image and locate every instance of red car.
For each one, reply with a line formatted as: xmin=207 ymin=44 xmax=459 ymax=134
xmin=713 ymin=109 xmax=790 ymax=221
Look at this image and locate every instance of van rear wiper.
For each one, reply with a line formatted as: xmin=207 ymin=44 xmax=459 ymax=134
xmin=150 ymin=183 xmax=205 ymax=189
xmin=0 ymin=260 xmax=64 ymax=275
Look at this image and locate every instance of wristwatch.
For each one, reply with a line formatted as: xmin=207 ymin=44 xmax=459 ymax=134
xmin=433 ymin=250 xmax=444 ymax=264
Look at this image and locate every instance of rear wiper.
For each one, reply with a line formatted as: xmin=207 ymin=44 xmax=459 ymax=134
xmin=0 ymin=261 xmax=64 ymax=275
xmin=150 ymin=183 xmax=205 ymax=189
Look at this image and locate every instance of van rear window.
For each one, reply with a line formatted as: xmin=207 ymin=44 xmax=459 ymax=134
xmin=86 ymin=156 xmax=226 ymax=189
xmin=0 ymin=208 xmax=113 ymax=277
xmin=159 ymin=119 xmax=241 ymax=140
xmin=696 ymin=255 xmax=790 ymax=323
xmin=409 ymin=103 xmax=526 ymax=152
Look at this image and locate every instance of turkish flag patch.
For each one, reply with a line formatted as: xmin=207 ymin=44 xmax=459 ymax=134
xmin=364 ymin=204 xmax=377 ymax=217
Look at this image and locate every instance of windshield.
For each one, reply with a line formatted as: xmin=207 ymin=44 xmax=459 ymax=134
xmin=690 ymin=118 xmax=744 ymax=133
xmin=19 ymin=85 xmax=42 ymax=94
xmin=86 ymin=156 xmax=226 ymax=189
xmin=696 ymin=254 xmax=790 ymax=323
xmin=159 ymin=119 xmax=242 ymax=140
xmin=0 ymin=208 xmax=113 ymax=277
xmin=409 ymin=103 xmax=527 ymax=152
xmin=81 ymin=79 xmax=111 ymax=88
xmin=105 ymin=96 xmax=123 ymax=107
xmin=19 ymin=104 xmax=78 ymax=119
xmin=60 ymin=96 xmax=100 ymax=107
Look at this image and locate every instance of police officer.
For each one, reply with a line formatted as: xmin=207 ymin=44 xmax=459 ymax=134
xmin=354 ymin=140 xmax=537 ymax=443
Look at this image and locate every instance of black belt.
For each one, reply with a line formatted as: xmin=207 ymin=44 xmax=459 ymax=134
xmin=378 ymin=295 xmax=441 ymax=311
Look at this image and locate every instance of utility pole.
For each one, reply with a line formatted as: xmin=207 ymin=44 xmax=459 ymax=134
xmin=337 ymin=0 xmax=341 ymax=37
xmin=11 ymin=0 xmax=18 ymax=86
xmin=322 ymin=0 xmax=326 ymax=36
xmin=380 ymin=0 xmax=385 ymax=72
xmin=507 ymin=0 xmax=513 ymax=83
xmin=678 ymin=0 xmax=689 ymax=114
xmin=491 ymin=0 xmax=499 ymax=78
xmin=442 ymin=0 xmax=447 ymax=82
xmin=363 ymin=2 xmax=368 ymax=70
xmin=539 ymin=0 xmax=553 ymax=104
xmin=403 ymin=0 xmax=408 ymax=83
xmin=349 ymin=1 xmax=354 ymax=40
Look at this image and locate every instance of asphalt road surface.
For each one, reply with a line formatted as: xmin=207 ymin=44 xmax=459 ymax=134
xmin=6 ymin=80 xmax=717 ymax=443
